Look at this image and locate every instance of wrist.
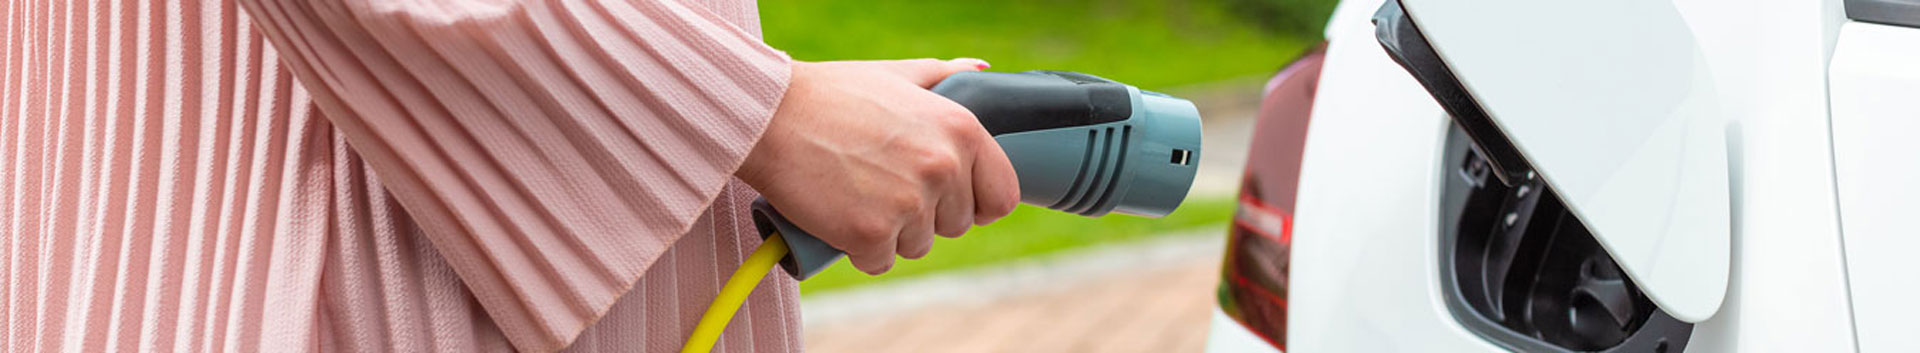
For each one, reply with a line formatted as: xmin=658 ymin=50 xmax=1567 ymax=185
xmin=738 ymin=61 xmax=810 ymax=189
xmin=737 ymin=115 xmax=785 ymax=191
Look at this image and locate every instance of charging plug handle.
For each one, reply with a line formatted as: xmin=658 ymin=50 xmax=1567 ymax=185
xmin=755 ymin=70 xmax=1192 ymax=280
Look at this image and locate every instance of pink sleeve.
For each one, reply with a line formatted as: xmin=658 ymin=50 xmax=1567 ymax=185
xmin=235 ymin=0 xmax=791 ymax=351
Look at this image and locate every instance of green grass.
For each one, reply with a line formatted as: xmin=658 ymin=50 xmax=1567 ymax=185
xmin=761 ymin=0 xmax=1321 ymax=91
xmin=798 ymin=196 xmax=1235 ymax=294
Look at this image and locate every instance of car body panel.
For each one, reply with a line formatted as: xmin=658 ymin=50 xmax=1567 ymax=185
xmin=1828 ymin=21 xmax=1920 ymax=353
xmin=1207 ymin=308 xmax=1284 ymax=353
xmin=1669 ymin=0 xmax=1858 ymax=351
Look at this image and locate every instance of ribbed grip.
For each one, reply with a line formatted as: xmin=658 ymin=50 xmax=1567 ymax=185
xmin=1047 ymin=126 xmax=1133 ymax=216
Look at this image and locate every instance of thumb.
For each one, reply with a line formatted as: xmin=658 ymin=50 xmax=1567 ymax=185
xmin=890 ymin=58 xmax=991 ymax=88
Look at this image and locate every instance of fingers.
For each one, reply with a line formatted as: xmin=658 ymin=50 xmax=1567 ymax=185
xmin=891 ymin=58 xmax=991 ymax=88
xmin=896 ymin=206 xmax=936 ymax=260
xmin=969 ymin=128 xmax=1020 ymax=225
xmin=932 ymin=151 xmax=976 ymax=238
xmin=897 ymin=165 xmax=939 ymax=259
xmin=933 ymin=116 xmax=982 ymax=237
xmin=844 ymin=213 xmax=901 ymax=275
xmin=847 ymin=238 xmax=898 ymax=276
xmin=932 ymin=174 xmax=975 ymax=238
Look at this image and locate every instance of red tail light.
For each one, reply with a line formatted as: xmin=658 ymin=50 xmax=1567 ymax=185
xmin=1216 ymin=43 xmax=1326 ymax=351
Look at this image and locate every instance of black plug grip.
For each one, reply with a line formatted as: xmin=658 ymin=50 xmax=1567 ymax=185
xmin=931 ymin=71 xmax=1134 ymax=136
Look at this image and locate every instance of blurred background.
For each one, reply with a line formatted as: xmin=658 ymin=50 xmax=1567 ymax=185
xmin=760 ymin=0 xmax=1337 ymax=351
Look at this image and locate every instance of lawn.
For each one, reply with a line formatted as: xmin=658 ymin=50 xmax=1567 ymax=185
xmin=758 ymin=0 xmax=1329 ymax=294
xmin=760 ymin=0 xmax=1329 ymax=91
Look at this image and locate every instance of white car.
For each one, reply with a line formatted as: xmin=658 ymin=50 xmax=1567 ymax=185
xmin=1205 ymin=0 xmax=1920 ymax=351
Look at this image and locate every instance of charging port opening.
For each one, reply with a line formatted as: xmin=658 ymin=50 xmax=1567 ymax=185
xmin=1172 ymin=149 xmax=1192 ymax=165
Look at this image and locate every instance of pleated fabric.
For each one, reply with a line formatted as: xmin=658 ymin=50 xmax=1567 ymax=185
xmin=1 ymin=0 xmax=801 ymax=351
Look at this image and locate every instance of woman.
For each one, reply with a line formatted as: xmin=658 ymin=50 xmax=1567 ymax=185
xmin=0 ymin=0 xmax=1017 ymax=351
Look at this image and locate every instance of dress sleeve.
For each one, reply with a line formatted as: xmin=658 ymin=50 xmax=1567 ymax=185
xmin=236 ymin=0 xmax=792 ymax=351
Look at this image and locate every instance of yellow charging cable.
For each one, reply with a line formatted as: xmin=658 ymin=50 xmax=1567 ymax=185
xmin=681 ymin=232 xmax=791 ymax=353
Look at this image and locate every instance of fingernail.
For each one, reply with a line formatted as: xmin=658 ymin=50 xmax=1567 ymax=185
xmin=954 ymin=57 xmax=990 ymax=70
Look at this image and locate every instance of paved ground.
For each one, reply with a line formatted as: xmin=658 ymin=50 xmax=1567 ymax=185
xmin=803 ymin=253 xmax=1219 ymax=352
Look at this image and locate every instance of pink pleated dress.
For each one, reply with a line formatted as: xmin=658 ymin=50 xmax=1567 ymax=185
xmin=1 ymin=0 xmax=800 ymax=351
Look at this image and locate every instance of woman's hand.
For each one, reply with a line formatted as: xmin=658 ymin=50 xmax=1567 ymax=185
xmin=737 ymin=58 xmax=1021 ymax=275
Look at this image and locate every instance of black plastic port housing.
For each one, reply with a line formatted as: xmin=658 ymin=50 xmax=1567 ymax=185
xmin=1438 ymin=126 xmax=1694 ymax=352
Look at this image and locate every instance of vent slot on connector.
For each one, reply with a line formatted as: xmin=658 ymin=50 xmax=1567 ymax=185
xmin=1048 ymin=126 xmax=1133 ymax=216
xmin=1438 ymin=124 xmax=1693 ymax=353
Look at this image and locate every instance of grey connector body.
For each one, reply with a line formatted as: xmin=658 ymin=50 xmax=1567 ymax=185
xmin=757 ymin=70 xmax=1204 ymax=280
